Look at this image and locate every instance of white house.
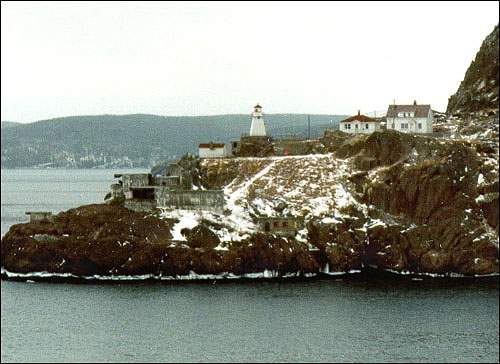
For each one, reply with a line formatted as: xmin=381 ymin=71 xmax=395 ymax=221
xmin=386 ymin=101 xmax=433 ymax=134
xmin=249 ymin=104 xmax=267 ymax=136
xmin=340 ymin=111 xmax=381 ymax=134
xmin=198 ymin=142 xmax=228 ymax=158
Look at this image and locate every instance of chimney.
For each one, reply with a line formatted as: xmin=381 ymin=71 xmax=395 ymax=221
xmin=358 ymin=110 xmax=360 ymax=116
xmin=413 ymin=100 xmax=417 ymax=106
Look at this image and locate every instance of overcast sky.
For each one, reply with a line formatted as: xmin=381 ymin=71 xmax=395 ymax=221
xmin=1 ymin=1 xmax=499 ymax=122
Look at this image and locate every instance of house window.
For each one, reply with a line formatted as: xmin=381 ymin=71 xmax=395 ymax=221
xmin=418 ymin=123 xmax=422 ymax=129
xmin=398 ymin=112 xmax=404 ymax=117
xmin=365 ymin=124 xmax=369 ymax=129
xmin=282 ymin=221 xmax=288 ymax=228
xmin=355 ymin=124 xmax=358 ymax=129
xmin=273 ymin=221 xmax=279 ymax=228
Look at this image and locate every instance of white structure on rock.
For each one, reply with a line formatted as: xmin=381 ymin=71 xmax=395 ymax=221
xmin=249 ymin=104 xmax=267 ymax=136
xmin=198 ymin=142 xmax=228 ymax=158
xmin=386 ymin=101 xmax=433 ymax=134
xmin=340 ymin=111 xmax=381 ymax=134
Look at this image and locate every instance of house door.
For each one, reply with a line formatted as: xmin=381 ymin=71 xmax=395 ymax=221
xmin=264 ymin=222 xmax=270 ymax=232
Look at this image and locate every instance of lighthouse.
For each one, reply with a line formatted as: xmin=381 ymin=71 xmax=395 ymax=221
xmin=249 ymin=104 xmax=267 ymax=137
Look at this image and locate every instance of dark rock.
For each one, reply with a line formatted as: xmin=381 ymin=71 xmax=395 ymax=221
xmin=478 ymin=193 xmax=499 ymax=230
xmin=447 ymin=24 xmax=499 ymax=115
xmin=182 ymin=224 xmax=220 ymax=250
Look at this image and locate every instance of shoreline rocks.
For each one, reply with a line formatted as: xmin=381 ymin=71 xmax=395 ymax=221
xmin=2 ymin=129 xmax=498 ymax=281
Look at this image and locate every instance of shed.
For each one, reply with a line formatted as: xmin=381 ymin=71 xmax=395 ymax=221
xmin=257 ymin=216 xmax=301 ymax=237
xmin=26 ymin=211 xmax=53 ymax=223
xmin=199 ymin=142 xmax=227 ymax=158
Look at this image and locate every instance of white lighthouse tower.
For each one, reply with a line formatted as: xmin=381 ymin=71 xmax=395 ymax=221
xmin=249 ymin=104 xmax=267 ymax=137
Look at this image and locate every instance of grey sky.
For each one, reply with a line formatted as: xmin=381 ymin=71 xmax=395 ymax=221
xmin=1 ymin=1 xmax=498 ymax=122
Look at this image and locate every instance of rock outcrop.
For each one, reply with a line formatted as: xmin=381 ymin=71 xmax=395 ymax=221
xmin=447 ymin=24 xmax=499 ymax=115
xmin=1 ymin=204 xmax=319 ymax=277
xmin=2 ymin=129 xmax=498 ymax=280
xmin=331 ymin=131 xmax=499 ymax=275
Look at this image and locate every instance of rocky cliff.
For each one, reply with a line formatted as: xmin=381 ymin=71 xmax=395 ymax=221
xmin=2 ymin=125 xmax=498 ymax=280
xmin=447 ymin=24 xmax=499 ymax=115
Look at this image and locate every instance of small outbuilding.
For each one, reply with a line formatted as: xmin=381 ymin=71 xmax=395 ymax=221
xmin=199 ymin=142 xmax=228 ymax=158
xmin=25 ymin=211 xmax=53 ymax=223
xmin=257 ymin=216 xmax=301 ymax=237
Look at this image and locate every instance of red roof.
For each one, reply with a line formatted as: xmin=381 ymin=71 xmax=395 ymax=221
xmin=199 ymin=143 xmax=225 ymax=149
xmin=340 ymin=114 xmax=378 ymax=123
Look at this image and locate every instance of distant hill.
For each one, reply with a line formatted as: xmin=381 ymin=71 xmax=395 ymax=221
xmin=1 ymin=121 xmax=22 ymax=129
xmin=447 ymin=24 xmax=499 ymax=114
xmin=1 ymin=113 xmax=345 ymax=169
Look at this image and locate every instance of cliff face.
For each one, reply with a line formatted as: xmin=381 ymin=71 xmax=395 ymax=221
xmin=447 ymin=24 xmax=499 ymax=115
xmin=2 ymin=127 xmax=498 ymax=279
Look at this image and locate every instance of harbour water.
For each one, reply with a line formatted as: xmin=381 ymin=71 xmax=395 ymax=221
xmin=1 ymin=169 xmax=499 ymax=363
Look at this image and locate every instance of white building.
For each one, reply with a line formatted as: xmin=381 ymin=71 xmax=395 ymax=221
xmin=198 ymin=142 xmax=228 ymax=158
xmin=249 ymin=104 xmax=267 ymax=136
xmin=386 ymin=101 xmax=433 ymax=133
xmin=340 ymin=111 xmax=381 ymax=134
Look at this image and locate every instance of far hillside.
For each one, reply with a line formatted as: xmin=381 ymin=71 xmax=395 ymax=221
xmin=1 ymin=121 xmax=22 ymax=129
xmin=1 ymin=113 xmax=345 ymax=169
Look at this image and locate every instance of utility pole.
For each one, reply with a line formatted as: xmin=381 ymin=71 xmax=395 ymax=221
xmin=307 ymin=115 xmax=311 ymax=140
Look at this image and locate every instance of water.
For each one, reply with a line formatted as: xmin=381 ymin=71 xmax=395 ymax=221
xmin=1 ymin=169 xmax=499 ymax=363
xmin=0 ymin=169 xmax=147 ymax=237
